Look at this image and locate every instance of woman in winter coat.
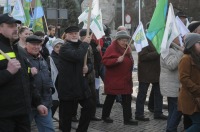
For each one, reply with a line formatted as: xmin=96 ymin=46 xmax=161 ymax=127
xmin=160 ymin=37 xmax=183 ymax=132
xmin=178 ymin=33 xmax=200 ymax=131
xmin=101 ymin=31 xmax=138 ymax=125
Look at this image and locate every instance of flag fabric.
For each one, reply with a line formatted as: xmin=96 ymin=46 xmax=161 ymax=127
xmin=90 ymin=9 xmax=105 ymax=39
xmin=175 ymin=16 xmax=190 ymax=46
xmin=32 ymin=0 xmax=44 ymax=32
xmin=160 ymin=3 xmax=180 ymax=59
xmin=11 ymin=0 xmax=26 ymax=23
xmin=78 ymin=0 xmax=99 ymax=24
xmin=23 ymin=0 xmax=32 ymax=26
xmin=186 ymin=18 xmax=190 ymax=28
xmin=146 ymin=0 xmax=168 ymax=53
xmin=132 ymin=22 xmax=149 ymax=52
xmin=176 ymin=16 xmax=190 ymax=37
xmin=33 ymin=0 xmax=44 ymax=19
xmin=32 ymin=17 xmax=44 ymax=32
xmin=3 ymin=0 xmax=11 ymax=14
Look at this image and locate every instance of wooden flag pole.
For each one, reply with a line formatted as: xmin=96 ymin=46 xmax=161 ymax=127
xmin=0 ymin=50 xmax=11 ymax=61
xmin=83 ymin=0 xmax=93 ymax=76
xmin=122 ymin=39 xmax=133 ymax=57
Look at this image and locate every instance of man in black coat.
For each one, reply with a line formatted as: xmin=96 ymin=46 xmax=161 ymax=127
xmin=0 ymin=13 xmax=47 ymax=132
xmin=58 ymin=26 xmax=94 ymax=132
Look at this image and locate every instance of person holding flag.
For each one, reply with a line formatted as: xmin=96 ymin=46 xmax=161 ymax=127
xmin=101 ymin=30 xmax=138 ymax=125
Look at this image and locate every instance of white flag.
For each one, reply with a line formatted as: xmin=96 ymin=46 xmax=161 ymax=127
xmin=132 ymin=22 xmax=149 ymax=52
xmin=11 ymin=0 xmax=26 ymax=23
xmin=175 ymin=16 xmax=190 ymax=46
xmin=176 ymin=16 xmax=190 ymax=37
xmin=161 ymin=3 xmax=180 ymax=59
xmin=90 ymin=9 xmax=105 ymax=39
xmin=78 ymin=0 xmax=99 ymax=24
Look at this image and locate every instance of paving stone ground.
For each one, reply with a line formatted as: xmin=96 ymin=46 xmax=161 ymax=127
xmin=31 ymin=52 xmax=184 ymax=132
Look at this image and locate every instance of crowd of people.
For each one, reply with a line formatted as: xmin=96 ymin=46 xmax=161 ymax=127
xmin=0 ymin=11 xmax=200 ymax=132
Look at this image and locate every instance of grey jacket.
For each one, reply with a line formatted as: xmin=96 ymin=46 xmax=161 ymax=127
xmin=160 ymin=46 xmax=183 ymax=97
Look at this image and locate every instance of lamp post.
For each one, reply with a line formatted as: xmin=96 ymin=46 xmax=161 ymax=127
xmin=122 ymin=0 xmax=124 ymax=26
xmin=57 ymin=0 xmax=61 ymax=37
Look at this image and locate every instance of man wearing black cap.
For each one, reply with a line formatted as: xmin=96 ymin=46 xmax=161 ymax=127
xmin=24 ymin=35 xmax=55 ymax=132
xmin=0 ymin=13 xmax=47 ymax=132
xmin=58 ymin=26 xmax=93 ymax=132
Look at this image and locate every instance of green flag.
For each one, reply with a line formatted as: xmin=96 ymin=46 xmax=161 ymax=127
xmin=32 ymin=0 xmax=44 ymax=32
xmin=32 ymin=17 xmax=44 ymax=32
xmin=146 ymin=0 xmax=168 ymax=53
xmin=23 ymin=0 xmax=31 ymax=26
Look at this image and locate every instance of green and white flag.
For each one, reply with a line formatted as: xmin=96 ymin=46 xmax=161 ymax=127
xmin=90 ymin=9 xmax=105 ymax=39
xmin=132 ymin=22 xmax=149 ymax=52
xmin=11 ymin=0 xmax=26 ymax=23
xmin=3 ymin=0 xmax=11 ymax=14
xmin=160 ymin=3 xmax=180 ymax=59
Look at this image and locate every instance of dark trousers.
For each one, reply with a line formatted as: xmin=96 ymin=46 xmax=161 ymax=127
xmin=183 ymin=114 xmax=192 ymax=130
xmin=51 ymin=100 xmax=59 ymax=117
xmin=135 ymin=82 xmax=163 ymax=117
xmin=148 ymin=88 xmax=154 ymax=110
xmin=0 ymin=114 xmax=30 ymax=132
xmin=89 ymin=80 xmax=97 ymax=117
xmin=102 ymin=94 xmax=132 ymax=121
xmin=59 ymin=98 xmax=93 ymax=132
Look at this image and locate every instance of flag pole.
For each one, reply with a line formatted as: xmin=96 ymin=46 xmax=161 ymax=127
xmin=122 ymin=39 xmax=133 ymax=56
xmin=0 ymin=50 xmax=11 ymax=61
xmin=43 ymin=14 xmax=48 ymax=33
xmin=83 ymin=0 xmax=93 ymax=76
xmin=139 ymin=0 xmax=141 ymax=23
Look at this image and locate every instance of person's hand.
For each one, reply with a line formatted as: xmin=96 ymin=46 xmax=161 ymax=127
xmin=6 ymin=59 xmax=21 ymax=74
xmin=117 ymin=56 xmax=124 ymax=63
xmin=83 ymin=65 xmax=88 ymax=74
xmin=37 ymin=105 xmax=48 ymax=116
xmin=31 ymin=67 xmax=38 ymax=76
xmin=83 ymin=36 xmax=91 ymax=44
xmin=180 ymin=46 xmax=185 ymax=52
xmin=96 ymin=44 xmax=101 ymax=51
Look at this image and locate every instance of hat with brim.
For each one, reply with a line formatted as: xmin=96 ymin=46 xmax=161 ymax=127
xmin=0 ymin=13 xmax=21 ymax=25
xmin=26 ymin=35 xmax=43 ymax=44
xmin=185 ymin=33 xmax=200 ymax=49
xmin=52 ymin=38 xmax=64 ymax=48
xmin=115 ymin=31 xmax=131 ymax=40
xmin=188 ymin=21 xmax=200 ymax=32
xmin=64 ymin=26 xmax=79 ymax=33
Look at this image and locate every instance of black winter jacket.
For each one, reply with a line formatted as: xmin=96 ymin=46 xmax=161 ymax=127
xmin=58 ymin=40 xmax=93 ymax=100
xmin=25 ymin=51 xmax=54 ymax=108
xmin=0 ymin=34 xmax=41 ymax=118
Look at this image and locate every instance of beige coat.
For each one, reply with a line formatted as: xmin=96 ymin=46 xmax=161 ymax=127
xmin=178 ymin=54 xmax=200 ymax=115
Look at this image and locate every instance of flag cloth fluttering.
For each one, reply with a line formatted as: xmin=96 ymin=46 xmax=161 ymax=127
xmin=23 ymin=0 xmax=32 ymax=26
xmin=160 ymin=3 xmax=180 ymax=59
xmin=32 ymin=0 xmax=44 ymax=32
xmin=146 ymin=0 xmax=168 ymax=53
xmin=132 ymin=22 xmax=149 ymax=52
xmin=11 ymin=0 xmax=26 ymax=23
xmin=3 ymin=0 xmax=11 ymax=14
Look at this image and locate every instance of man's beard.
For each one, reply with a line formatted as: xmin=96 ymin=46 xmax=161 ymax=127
xmin=70 ymin=39 xmax=78 ymax=42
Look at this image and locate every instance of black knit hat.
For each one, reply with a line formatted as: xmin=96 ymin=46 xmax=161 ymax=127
xmin=175 ymin=11 xmax=187 ymax=18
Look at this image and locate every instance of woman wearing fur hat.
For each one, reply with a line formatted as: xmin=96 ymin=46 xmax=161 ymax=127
xmin=101 ymin=31 xmax=138 ymax=125
xmin=178 ymin=33 xmax=200 ymax=131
